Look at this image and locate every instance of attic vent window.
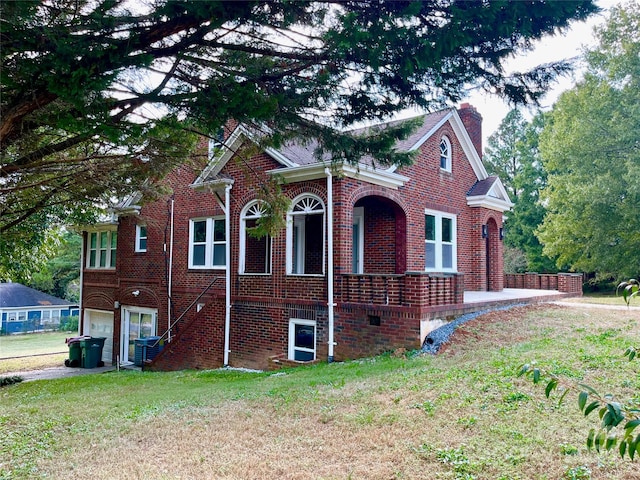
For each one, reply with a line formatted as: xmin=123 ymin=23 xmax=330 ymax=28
xmin=208 ymin=128 xmax=225 ymax=159
xmin=440 ymin=136 xmax=452 ymax=172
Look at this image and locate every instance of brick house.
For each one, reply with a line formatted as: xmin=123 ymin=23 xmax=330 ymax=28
xmin=78 ymin=104 xmax=513 ymax=370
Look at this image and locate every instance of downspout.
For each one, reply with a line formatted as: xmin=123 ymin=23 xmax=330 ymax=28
xmin=325 ymin=168 xmax=335 ymax=363
xmin=223 ymin=183 xmax=232 ymax=366
xmin=167 ymin=198 xmax=175 ymax=343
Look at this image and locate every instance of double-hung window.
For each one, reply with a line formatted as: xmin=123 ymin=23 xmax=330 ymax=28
xmin=87 ymin=230 xmax=117 ymax=269
xmin=189 ymin=217 xmax=226 ymax=269
xmin=135 ymin=225 xmax=147 ymax=252
xmin=425 ymin=210 xmax=457 ymax=272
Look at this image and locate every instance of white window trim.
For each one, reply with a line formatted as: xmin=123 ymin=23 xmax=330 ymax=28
xmin=286 ymin=194 xmax=326 ymax=276
xmin=239 ymin=201 xmax=272 ymax=275
xmin=120 ymin=306 xmax=158 ymax=365
xmin=440 ymin=136 xmax=452 ymax=172
xmin=188 ymin=217 xmax=226 ymax=269
xmin=288 ymin=318 xmax=316 ymax=362
xmin=87 ymin=230 xmax=117 ymax=269
xmin=425 ymin=208 xmax=457 ymax=272
xmin=352 ymin=207 xmax=364 ymax=274
xmin=135 ymin=225 xmax=147 ymax=253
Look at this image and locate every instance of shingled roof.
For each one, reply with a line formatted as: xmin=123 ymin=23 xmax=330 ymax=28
xmin=467 ymin=176 xmax=499 ymax=197
xmin=271 ymin=110 xmax=452 ymax=167
xmin=0 ymin=283 xmax=75 ymax=308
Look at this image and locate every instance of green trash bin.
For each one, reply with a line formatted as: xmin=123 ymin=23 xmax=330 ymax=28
xmin=65 ymin=338 xmax=83 ymax=367
xmin=80 ymin=337 xmax=107 ymax=369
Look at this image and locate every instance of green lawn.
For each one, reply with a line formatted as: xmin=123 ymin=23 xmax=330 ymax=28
xmin=565 ymin=293 xmax=633 ymax=306
xmin=2 ymin=304 xmax=640 ymax=479
xmin=0 ymin=332 xmax=71 ymax=373
xmin=0 ymin=331 xmax=70 ymax=359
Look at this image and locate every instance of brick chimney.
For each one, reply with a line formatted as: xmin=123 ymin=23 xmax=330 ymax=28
xmin=457 ymin=103 xmax=482 ymax=158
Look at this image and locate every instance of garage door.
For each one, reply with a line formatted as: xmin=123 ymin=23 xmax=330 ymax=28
xmin=84 ymin=310 xmax=114 ymax=364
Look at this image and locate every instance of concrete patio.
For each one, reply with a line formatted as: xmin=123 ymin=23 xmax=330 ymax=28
xmin=418 ymin=287 xmax=575 ymax=322
xmin=464 ymin=288 xmax=568 ymax=305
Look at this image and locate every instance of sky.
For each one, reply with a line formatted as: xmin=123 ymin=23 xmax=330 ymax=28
xmin=462 ymin=0 xmax=621 ymax=146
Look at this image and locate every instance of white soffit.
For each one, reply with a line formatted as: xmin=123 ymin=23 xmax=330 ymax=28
xmin=267 ymin=163 xmax=409 ymax=189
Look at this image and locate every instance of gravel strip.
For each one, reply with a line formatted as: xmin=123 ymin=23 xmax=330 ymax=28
xmin=421 ymin=303 xmax=526 ymax=354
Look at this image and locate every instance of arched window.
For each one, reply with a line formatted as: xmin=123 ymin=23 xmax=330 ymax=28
xmin=239 ymin=201 xmax=272 ymax=274
xmin=286 ymin=194 xmax=325 ymax=275
xmin=440 ymin=136 xmax=452 ymax=172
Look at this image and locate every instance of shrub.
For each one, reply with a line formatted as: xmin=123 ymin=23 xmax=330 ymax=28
xmin=0 ymin=376 xmax=24 ymax=387
xmin=59 ymin=315 xmax=79 ymax=332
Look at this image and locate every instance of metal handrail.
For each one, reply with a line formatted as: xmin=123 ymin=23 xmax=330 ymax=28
xmin=152 ymin=276 xmax=224 ymax=348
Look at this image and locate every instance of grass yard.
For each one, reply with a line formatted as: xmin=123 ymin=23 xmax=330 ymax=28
xmin=0 ymin=332 xmax=70 ymax=374
xmin=563 ymin=292 xmax=631 ymax=306
xmin=2 ymin=304 xmax=640 ymax=479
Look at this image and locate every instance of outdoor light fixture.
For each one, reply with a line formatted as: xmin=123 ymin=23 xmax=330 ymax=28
xmin=132 ymin=290 xmax=140 ymax=297
xmin=481 ymin=224 xmax=488 ymax=238
xmin=499 ymin=228 xmax=504 ymax=241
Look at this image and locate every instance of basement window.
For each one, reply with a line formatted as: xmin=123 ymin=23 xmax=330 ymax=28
xmin=288 ymin=319 xmax=316 ymax=361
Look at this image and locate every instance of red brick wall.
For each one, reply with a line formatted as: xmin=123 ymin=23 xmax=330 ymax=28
xmin=333 ymin=306 xmax=422 ymax=361
xmin=149 ymin=297 xmax=226 ymax=371
xmin=504 ymin=273 xmax=582 ymax=296
xmin=458 ymin=103 xmax=483 ymax=157
xmin=338 ymin=272 xmax=464 ymax=307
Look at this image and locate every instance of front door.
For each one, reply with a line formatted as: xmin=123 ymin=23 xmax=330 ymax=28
xmin=120 ymin=307 xmax=157 ymax=364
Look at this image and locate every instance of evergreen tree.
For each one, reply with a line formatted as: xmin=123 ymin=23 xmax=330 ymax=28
xmin=484 ymin=110 xmax=556 ymax=273
xmin=1 ymin=0 xmax=598 ymax=260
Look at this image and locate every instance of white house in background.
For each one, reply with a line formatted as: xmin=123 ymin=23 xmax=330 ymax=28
xmin=0 ymin=282 xmax=79 ymax=334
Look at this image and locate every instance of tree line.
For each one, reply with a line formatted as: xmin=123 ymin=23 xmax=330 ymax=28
xmin=484 ymin=0 xmax=639 ymax=284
